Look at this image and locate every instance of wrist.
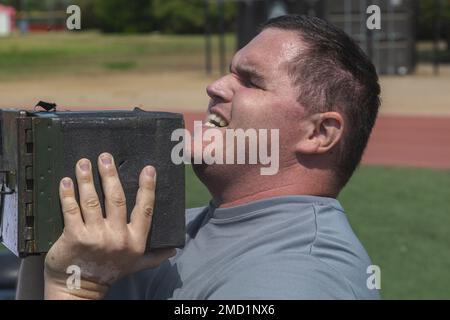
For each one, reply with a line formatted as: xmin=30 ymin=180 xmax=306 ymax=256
xmin=44 ymin=269 xmax=109 ymax=300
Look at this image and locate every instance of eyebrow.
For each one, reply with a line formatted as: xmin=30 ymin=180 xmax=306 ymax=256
xmin=229 ymin=63 xmax=267 ymax=87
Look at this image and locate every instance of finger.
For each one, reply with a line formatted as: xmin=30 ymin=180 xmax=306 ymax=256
xmin=59 ymin=177 xmax=83 ymax=230
xmin=129 ymin=166 xmax=156 ymax=238
xmin=75 ymin=158 xmax=104 ymax=225
xmin=132 ymin=248 xmax=177 ymax=273
xmin=97 ymin=153 xmax=127 ymax=227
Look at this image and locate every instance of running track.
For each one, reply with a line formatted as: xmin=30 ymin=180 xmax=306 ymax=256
xmin=182 ymin=113 xmax=450 ymax=170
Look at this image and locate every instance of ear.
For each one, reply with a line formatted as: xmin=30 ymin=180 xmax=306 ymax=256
xmin=296 ymin=112 xmax=344 ymax=155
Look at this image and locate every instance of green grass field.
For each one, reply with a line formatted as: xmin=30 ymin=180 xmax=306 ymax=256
xmin=0 ymin=32 xmax=442 ymax=81
xmin=185 ymin=165 xmax=450 ymax=299
xmin=0 ymin=32 xmax=236 ymax=80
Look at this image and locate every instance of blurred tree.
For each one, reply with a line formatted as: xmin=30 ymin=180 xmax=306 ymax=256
xmin=91 ymin=0 xmax=235 ymax=34
xmin=0 ymin=0 xmax=236 ymax=34
xmin=0 ymin=0 xmax=18 ymax=7
xmin=92 ymin=0 xmax=154 ymax=33
xmin=418 ymin=0 xmax=450 ymax=49
xmin=152 ymin=0 xmax=205 ymax=34
xmin=8 ymin=0 xmax=49 ymax=10
xmin=151 ymin=0 xmax=235 ymax=34
xmin=73 ymin=0 xmax=99 ymax=29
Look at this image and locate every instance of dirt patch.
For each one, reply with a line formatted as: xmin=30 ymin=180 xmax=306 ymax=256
xmin=1 ymin=64 xmax=449 ymax=116
xmin=0 ymin=71 xmax=213 ymax=112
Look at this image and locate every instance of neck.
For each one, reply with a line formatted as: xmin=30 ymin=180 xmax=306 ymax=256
xmin=215 ymin=184 xmax=335 ymax=208
xmin=195 ymin=163 xmax=339 ymax=209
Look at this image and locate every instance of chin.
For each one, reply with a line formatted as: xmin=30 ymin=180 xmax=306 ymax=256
xmin=192 ymin=161 xmax=216 ymax=178
xmin=192 ymin=161 xmax=235 ymax=187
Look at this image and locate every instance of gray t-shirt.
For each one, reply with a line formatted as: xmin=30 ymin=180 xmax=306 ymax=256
xmin=106 ymin=195 xmax=379 ymax=299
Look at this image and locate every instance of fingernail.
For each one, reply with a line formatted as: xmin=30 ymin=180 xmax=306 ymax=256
xmin=101 ymin=154 xmax=112 ymax=165
xmin=145 ymin=166 xmax=156 ymax=178
xmin=62 ymin=178 xmax=72 ymax=188
xmin=79 ymin=160 xmax=90 ymax=172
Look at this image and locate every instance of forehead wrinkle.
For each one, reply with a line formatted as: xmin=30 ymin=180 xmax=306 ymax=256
xmin=230 ymin=30 xmax=304 ymax=84
xmin=231 ymin=52 xmax=261 ymax=72
xmin=230 ymin=55 xmax=267 ymax=83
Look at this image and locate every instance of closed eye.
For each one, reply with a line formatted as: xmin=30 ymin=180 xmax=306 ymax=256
xmin=240 ymin=77 xmax=259 ymax=89
xmin=229 ymin=63 xmax=266 ymax=90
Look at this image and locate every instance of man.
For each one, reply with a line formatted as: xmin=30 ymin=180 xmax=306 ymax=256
xmin=43 ymin=15 xmax=381 ymax=300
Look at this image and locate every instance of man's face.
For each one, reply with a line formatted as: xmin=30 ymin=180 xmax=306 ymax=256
xmin=203 ymin=28 xmax=308 ymax=159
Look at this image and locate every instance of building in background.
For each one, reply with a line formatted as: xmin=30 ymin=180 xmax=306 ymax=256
xmin=0 ymin=4 xmax=16 ymax=37
xmin=236 ymin=0 xmax=417 ymax=75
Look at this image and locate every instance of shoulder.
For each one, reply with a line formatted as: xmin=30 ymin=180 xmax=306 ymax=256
xmin=203 ymin=197 xmax=379 ymax=300
xmin=186 ymin=206 xmax=209 ymax=223
xmin=309 ymin=201 xmax=379 ymax=299
xmin=205 ymin=252 xmax=360 ymax=300
xmin=184 ymin=206 xmax=211 ymax=237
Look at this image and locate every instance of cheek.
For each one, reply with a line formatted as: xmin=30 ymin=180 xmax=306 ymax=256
xmin=262 ymin=100 xmax=304 ymax=133
xmin=231 ymin=90 xmax=265 ymax=128
xmin=230 ymin=91 xmax=308 ymax=157
xmin=231 ymin=89 xmax=305 ymax=134
xmin=258 ymin=98 xmax=306 ymax=153
xmin=231 ymin=90 xmax=289 ymax=129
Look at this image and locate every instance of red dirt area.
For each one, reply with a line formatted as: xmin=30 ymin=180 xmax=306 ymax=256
xmin=362 ymin=115 xmax=450 ymax=169
xmin=182 ymin=112 xmax=450 ymax=170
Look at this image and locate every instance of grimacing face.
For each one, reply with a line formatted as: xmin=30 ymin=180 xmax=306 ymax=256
xmin=200 ymin=28 xmax=311 ymax=167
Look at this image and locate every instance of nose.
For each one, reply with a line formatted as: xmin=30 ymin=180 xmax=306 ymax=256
xmin=206 ymin=75 xmax=234 ymax=103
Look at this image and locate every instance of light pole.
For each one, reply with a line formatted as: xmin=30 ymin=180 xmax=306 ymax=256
xmin=218 ymin=0 xmax=226 ymax=76
xmin=204 ymin=0 xmax=212 ymax=75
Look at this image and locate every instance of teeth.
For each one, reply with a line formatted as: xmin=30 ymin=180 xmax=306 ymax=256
xmin=205 ymin=113 xmax=228 ymax=127
xmin=208 ymin=114 xmax=219 ymax=122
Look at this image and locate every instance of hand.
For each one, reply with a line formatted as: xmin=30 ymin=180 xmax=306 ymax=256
xmin=44 ymin=153 xmax=176 ymax=300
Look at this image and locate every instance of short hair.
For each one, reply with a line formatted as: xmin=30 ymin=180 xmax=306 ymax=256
xmin=261 ymin=15 xmax=381 ymax=187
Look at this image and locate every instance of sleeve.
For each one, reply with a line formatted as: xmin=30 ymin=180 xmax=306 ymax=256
xmin=104 ymin=266 xmax=161 ymax=300
xmin=206 ymin=253 xmax=357 ymax=300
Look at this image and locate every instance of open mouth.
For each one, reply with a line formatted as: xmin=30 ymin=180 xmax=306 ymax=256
xmin=204 ymin=112 xmax=229 ymax=128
